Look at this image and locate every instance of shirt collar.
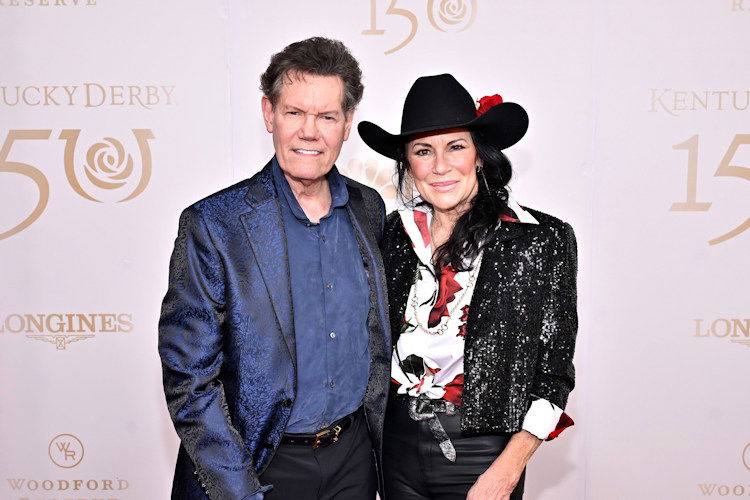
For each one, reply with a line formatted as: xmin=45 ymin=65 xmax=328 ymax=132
xmin=397 ymin=195 xmax=539 ymax=267
xmin=271 ymin=156 xmax=349 ymax=223
xmin=503 ymin=197 xmax=540 ymax=225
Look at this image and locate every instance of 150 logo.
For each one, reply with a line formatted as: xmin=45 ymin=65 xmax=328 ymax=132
xmin=0 ymin=129 xmax=154 ymax=240
xmin=670 ymin=134 xmax=749 ymax=245
xmin=362 ymin=0 xmax=477 ymax=54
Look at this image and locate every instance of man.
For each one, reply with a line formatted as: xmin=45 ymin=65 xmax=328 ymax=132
xmin=159 ymin=37 xmax=390 ymax=500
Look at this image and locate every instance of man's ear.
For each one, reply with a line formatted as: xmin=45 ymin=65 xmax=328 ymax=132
xmin=261 ymin=96 xmax=274 ymax=133
xmin=342 ymin=108 xmax=355 ymax=141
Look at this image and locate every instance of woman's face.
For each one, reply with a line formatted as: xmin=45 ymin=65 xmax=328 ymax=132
xmin=406 ymin=128 xmax=480 ymax=216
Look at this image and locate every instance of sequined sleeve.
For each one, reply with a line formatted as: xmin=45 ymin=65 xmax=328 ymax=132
xmin=530 ymin=222 xmax=578 ymax=409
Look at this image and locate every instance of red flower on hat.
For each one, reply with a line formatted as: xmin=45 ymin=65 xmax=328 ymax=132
xmin=476 ymin=94 xmax=503 ymax=116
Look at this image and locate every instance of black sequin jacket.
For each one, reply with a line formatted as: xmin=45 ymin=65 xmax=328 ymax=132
xmin=382 ymin=208 xmax=578 ymax=435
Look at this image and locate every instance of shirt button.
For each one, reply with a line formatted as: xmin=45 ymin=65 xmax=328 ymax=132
xmin=321 ymin=234 xmax=327 ymax=242
xmin=326 ymin=283 xmax=333 ymax=291
xmin=329 ymin=380 xmax=336 ymax=388
xmin=329 ymin=332 xmax=336 ymax=339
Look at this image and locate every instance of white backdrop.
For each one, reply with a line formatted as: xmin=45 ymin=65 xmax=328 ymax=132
xmin=1 ymin=1 xmax=748 ymax=499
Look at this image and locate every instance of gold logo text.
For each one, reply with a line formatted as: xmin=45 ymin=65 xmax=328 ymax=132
xmin=0 ymin=313 xmax=133 ymax=349
xmin=0 ymin=0 xmax=96 ymax=6
xmin=0 ymin=83 xmax=174 ymax=109
xmin=669 ymin=134 xmax=750 ymax=245
xmin=650 ymin=89 xmax=750 ymax=116
xmin=362 ymin=0 xmax=477 ymax=54
xmin=693 ymin=318 xmax=750 ymax=347
xmin=6 ymin=478 xmax=129 ymax=492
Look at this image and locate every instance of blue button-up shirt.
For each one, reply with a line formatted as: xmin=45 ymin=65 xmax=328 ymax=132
xmin=272 ymin=158 xmax=371 ymax=433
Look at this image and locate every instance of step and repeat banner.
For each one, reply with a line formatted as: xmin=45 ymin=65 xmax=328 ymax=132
xmin=1 ymin=1 xmax=747 ymax=499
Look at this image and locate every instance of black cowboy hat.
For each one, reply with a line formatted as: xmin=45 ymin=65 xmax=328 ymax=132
xmin=358 ymin=73 xmax=528 ymax=160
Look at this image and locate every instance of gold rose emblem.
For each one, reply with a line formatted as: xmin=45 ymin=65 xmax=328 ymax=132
xmin=60 ymin=129 xmax=154 ymax=202
xmin=343 ymin=158 xmax=398 ymax=202
xmin=428 ymin=0 xmax=477 ymax=32
xmin=83 ymin=138 xmax=133 ymax=190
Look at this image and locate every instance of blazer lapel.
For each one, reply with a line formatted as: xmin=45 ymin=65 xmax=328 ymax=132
xmin=345 ymin=182 xmax=390 ymax=361
xmin=467 ymin=219 xmax=536 ymax=340
xmin=345 ymin=183 xmax=377 ymax=252
xmin=491 ymin=218 xmax=531 ymax=246
xmin=240 ymin=162 xmax=296 ymax=364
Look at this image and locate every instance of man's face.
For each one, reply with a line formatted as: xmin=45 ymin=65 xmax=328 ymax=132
xmin=262 ymin=72 xmax=354 ymax=186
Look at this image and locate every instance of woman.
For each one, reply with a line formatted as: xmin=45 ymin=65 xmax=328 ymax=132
xmin=358 ymin=74 xmax=577 ymax=499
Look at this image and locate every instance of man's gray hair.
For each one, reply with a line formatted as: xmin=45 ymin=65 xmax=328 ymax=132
xmin=260 ymin=37 xmax=364 ymax=112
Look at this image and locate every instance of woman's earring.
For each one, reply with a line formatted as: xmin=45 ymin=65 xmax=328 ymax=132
xmin=478 ymin=166 xmax=491 ymax=193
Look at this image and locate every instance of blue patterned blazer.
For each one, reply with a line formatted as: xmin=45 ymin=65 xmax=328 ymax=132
xmin=158 ymin=160 xmax=391 ymax=500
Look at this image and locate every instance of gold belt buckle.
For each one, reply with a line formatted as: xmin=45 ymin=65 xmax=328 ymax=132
xmin=313 ymin=429 xmax=329 ymax=449
xmin=330 ymin=425 xmax=343 ymax=443
xmin=312 ymin=424 xmax=343 ymax=449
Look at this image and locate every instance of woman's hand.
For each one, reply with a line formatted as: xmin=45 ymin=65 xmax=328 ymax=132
xmin=467 ymin=430 xmax=542 ymax=500
xmin=466 ymin=465 xmax=522 ymax=500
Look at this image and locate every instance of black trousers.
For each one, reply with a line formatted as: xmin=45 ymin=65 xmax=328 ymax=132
xmin=383 ymin=396 xmax=525 ymax=500
xmin=259 ymin=409 xmax=377 ymax=499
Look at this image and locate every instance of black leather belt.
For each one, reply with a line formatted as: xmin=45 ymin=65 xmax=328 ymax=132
xmin=281 ymin=408 xmax=360 ymax=449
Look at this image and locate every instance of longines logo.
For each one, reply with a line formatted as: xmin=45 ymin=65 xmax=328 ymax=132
xmin=693 ymin=318 xmax=750 ymax=347
xmin=696 ymin=442 xmax=750 ymax=496
xmin=1 ymin=83 xmax=175 ymax=109
xmin=0 ymin=128 xmax=154 ymax=240
xmin=49 ymin=434 xmax=84 ymax=468
xmin=0 ymin=0 xmax=96 ymax=5
xmin=650 ymin=89 xmax=750 ymax=116
xmin=362 ymin=0 xmax=477 ymax=54
xmin=0 ymin=313 xmax=133 ymax=349
xmin=4 ymin=434 xmax=130 ymax=500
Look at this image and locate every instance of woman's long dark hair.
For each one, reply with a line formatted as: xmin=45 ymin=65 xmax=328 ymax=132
xmin=395 ymin=129 xmax=513 ymax=273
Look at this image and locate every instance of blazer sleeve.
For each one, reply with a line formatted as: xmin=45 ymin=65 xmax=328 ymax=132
xmin=530 ymin=222 xmax=578 ymax=410
xmin=158 ymin=207 xmax=263 ymax=500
